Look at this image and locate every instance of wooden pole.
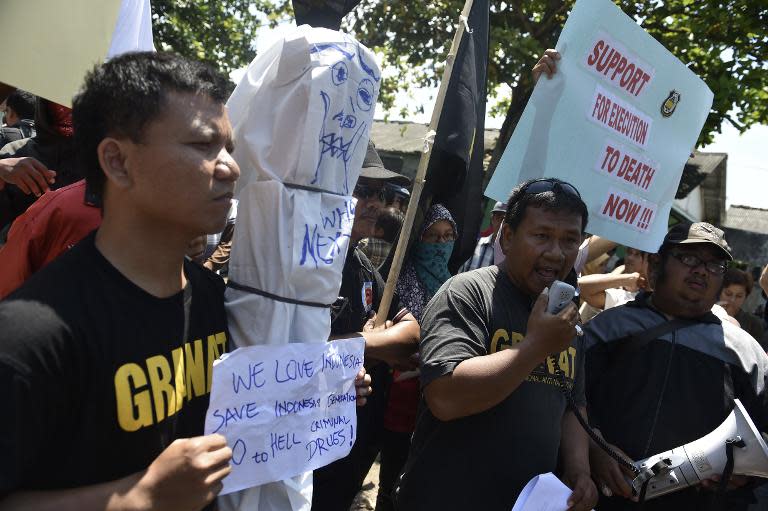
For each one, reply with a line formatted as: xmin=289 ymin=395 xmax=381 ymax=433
xmin=375 ymin=0 xmax=476 ymax=327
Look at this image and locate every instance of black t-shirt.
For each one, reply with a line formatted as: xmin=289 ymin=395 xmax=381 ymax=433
xmin=0 ymin=232 xmax=229 ymax=497
xmin=395 ymin=265 xmax=586 ymax=511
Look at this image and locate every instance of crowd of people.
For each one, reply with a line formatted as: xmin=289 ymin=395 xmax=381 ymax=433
xmin=0 ymin=43 xmax=767 ymax=511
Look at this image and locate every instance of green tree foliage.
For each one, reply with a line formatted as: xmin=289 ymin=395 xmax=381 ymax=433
xmin=345 ymin=0 xmax=767 ymax=169
xmin=151 ymin=0 xmax=285 ymax=75
xmin=151 ymin=1 xmax=766 ymax=170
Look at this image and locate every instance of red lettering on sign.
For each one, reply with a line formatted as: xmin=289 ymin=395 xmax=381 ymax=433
xmin=584 ymin=34 xmax=654 ymax=97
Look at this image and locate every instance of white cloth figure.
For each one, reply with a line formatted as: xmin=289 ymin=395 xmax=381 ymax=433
xmin=107 ymin=0 xmax=154 ymax=57
xmin=220 ymin=26 xmax=380 ymax=511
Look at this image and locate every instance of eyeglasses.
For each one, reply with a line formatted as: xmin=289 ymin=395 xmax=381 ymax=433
xmin=521 ymin=178 xmax=581 ymax=198
xmin=670 ymin=251 xmax=728 ymax=275
xmin=421 ymin=231 xmax=457 ymax=243
xmin=354 ymin=184 xmax=386 ymax=202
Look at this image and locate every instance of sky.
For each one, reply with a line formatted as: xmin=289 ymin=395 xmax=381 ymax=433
xmin=244 ymin=22 xmax=767 ymax=211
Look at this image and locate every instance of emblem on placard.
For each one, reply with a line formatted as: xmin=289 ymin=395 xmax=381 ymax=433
xmin=661 ymin=90 xmax=681 ymax=117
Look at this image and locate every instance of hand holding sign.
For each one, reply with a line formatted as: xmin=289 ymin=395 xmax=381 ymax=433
xmin=204 ymin=339 xmax=365 ymax=495
xmin=131 ymin=434 xmax=233 ymax=511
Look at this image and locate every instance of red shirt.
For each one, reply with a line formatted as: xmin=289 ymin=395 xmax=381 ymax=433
xmin=0 ymin=180 xmax=101 ymax=298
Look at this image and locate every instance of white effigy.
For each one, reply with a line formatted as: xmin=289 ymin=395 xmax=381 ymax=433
xmin=220 ymin=26 xmax=380 ymax=511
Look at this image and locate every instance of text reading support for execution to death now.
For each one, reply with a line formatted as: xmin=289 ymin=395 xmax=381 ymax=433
xmin=582 ymin=29 xmax=660 ymax=234
xmin=204 ymin=338 xmax=365 ymax=495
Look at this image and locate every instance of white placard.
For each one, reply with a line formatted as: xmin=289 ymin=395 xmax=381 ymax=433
xmin=205 ymin=338 xmax=365 ymax=495
xmin=485 ymin=0 xmax=714 ymax=252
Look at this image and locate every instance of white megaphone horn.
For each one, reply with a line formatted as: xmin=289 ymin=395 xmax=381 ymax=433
xmin=631 ymin=399 xmax=768 ymax=500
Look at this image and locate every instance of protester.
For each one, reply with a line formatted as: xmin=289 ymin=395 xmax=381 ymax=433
xmin=0 ymin=97 xmax=78 ymax=231
xmin=0 ymin=51 xmax=244 ymax=510
xmin=585 ymin=222 xmax=768 ymax=511
xmin=384 ymin=182 xmax=410 ymax=213
xmin=720 ymin=268 xmax=765 ymax=343
xmin=459 ymin=200 xmax=505 ymax=272
xmin=312 ymin=142 xmax=419 ymax=511
xmin=359 ymin=206 xmax=404 ymax=269
xmin=375 ymin=203 xmax=457 ymax=511
xmin=394 ymin=178 xmax=596 ymax=511
xmin=0 ymin=179 xmax=101 ymax=298
xmin=0 ymin=89 xmax=36 ymax=146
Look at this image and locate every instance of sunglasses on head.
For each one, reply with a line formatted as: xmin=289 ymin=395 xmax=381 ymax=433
xmin=354 ymin=184 xmax=386 ymax=202
xmin=521 ymin=179 xmax=581 ymax=198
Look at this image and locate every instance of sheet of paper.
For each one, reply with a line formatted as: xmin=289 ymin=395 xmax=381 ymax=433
xmin=204 ymin=338 xmax=365 ymax=495
xmin=511 ymin=473 xmax=588 ymax=511
xmin=485 ymin=0 xmax=713 ymax=252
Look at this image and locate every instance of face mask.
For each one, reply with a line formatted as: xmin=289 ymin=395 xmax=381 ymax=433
xmin=412 ymin=240 xmax=454 ymax=296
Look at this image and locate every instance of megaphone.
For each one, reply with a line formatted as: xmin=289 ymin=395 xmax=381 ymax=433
xmin=631 ymin=399 xmax=768 ymax=500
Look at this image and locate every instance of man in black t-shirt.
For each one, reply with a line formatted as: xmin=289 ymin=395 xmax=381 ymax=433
xmin=0 ymin=53 xmax=239 ymax=511
xmin=395 ymin=178 xmax=598 ymax=511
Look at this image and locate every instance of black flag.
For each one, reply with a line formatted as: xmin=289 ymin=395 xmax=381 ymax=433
xmin=291 ymin=0 xmax=362 ymax=30
xmin=423 ymin=0 xmax=490 ymax=272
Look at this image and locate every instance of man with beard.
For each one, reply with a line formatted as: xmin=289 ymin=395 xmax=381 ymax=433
xmin=586 ymin=222 xmax=768 ymax=511
xmin=395 ymin=178 xmax=597 ymax=511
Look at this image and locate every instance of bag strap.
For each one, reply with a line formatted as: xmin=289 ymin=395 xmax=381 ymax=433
xmin=608 ymin=317 xmax=695 ymax=367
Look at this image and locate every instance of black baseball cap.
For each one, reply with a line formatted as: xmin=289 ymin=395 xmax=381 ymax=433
xmin=662 ymin=222 xmax=733 ymax=260
xmin=359 ymin=141 xmax=411 ymax=187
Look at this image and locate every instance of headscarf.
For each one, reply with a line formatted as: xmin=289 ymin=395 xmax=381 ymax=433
xmin=396 ymin=204 xmax=457 ymax=321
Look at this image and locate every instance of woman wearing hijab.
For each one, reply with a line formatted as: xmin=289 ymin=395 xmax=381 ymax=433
xmin=376 ymin=204 xmax=457 ymax=511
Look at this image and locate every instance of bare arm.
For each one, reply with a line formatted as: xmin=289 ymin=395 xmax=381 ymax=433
xmin=0 ymin=157 xmax=57 ymax=196
xmin=0 ymin=435 xmax=232 ymax=511
xmin=0 ymin=473 xmax=142 ymax=511
xmin=362 ymin=313 xmax=419 ymax=369
xmin=560 ymin=408 xmax=598 ymax=511
xmin=424 ymin=292 xmax=578 ymax=421
xmin=578 ymin=272 xmax=640 ymax=309
xmin=585 ymin=235 xmax=618 ymax=264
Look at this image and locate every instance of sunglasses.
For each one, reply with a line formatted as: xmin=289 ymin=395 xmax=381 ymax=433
xmin=670 ymin=251 xmax=728 ymax=275
xmin=354 ymin=184 xmax=386 ymax=202
xmin=521 ymin=179 xmax=581 ymax=198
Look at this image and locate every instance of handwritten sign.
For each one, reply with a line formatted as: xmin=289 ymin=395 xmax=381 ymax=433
xmin=485 ymin=0 xmax=713 ymax=252
xmin=205 ymin=338 xmax=364 ymax=495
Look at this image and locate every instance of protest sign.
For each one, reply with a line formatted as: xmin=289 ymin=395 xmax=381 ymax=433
xmin=485 ymin=0 xmax=713 ymax=252
xmin=0 ymin=0 xmax=153 ymax=107
xmin=205 ymin=338 xmax=365 ymax=495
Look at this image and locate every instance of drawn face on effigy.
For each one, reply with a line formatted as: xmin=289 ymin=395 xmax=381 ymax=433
xmin=309 ymin=39 xmax=381 ymax=194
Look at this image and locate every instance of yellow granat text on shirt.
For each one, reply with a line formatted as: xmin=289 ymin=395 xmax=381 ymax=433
xmin=490 ymin=328 xmax=577 ymax=381
xmin=114 ymin=332 xmax=227 ymax=432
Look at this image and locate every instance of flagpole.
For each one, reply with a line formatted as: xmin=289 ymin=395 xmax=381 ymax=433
xmin=375 ymin=0 xmax=476 ymax=327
